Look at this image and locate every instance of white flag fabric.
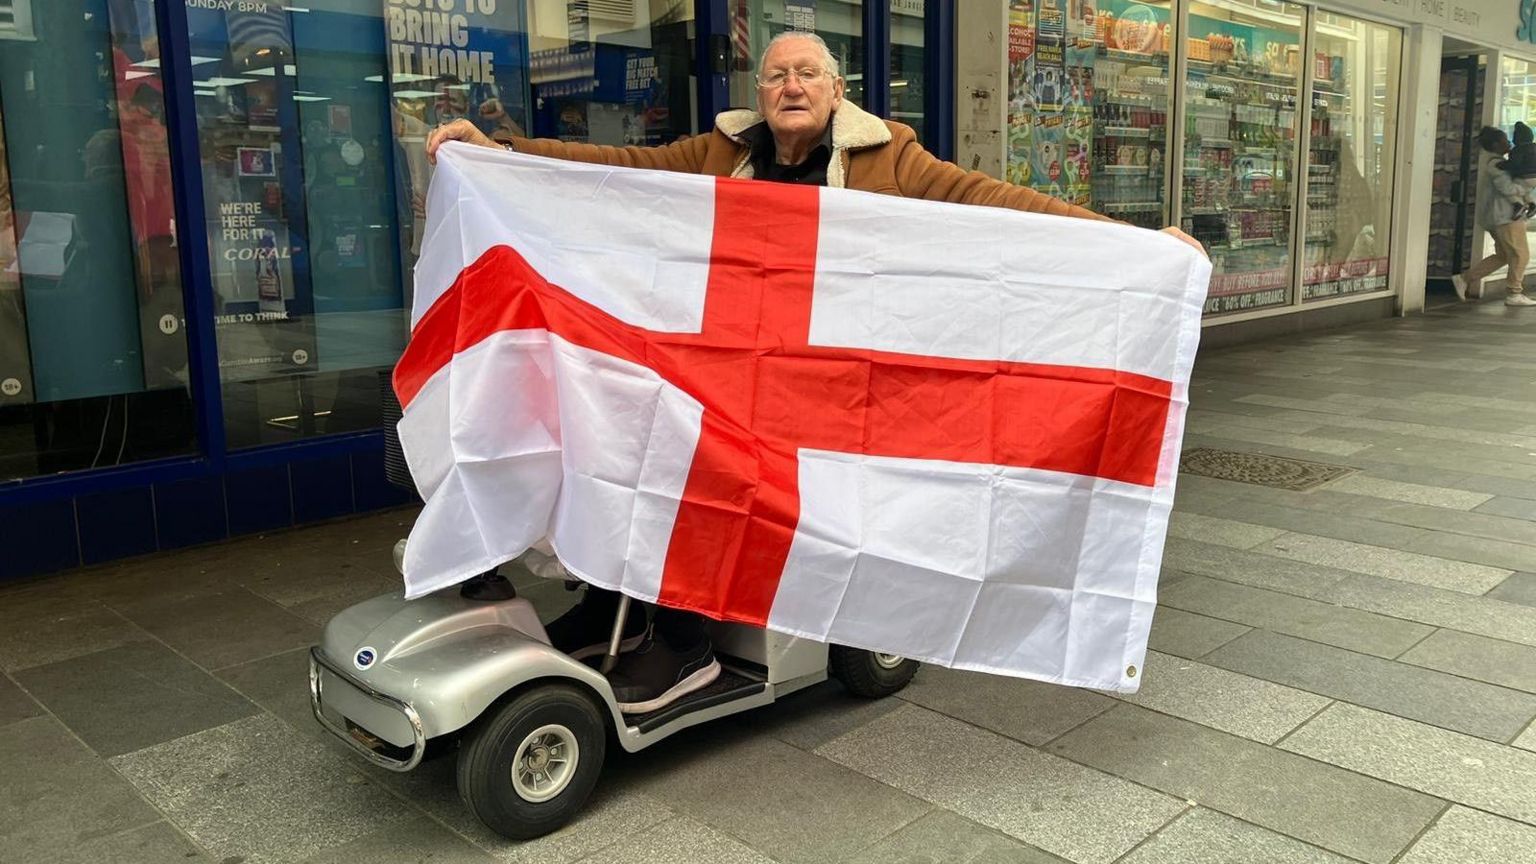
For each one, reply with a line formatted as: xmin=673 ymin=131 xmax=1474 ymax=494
xmin=395 ymin=143 xmax=1210 ymax=692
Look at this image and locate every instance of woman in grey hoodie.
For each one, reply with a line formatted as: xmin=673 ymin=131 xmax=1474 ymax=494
xmin=1454 ymin=124 xmax=1536 ymax=306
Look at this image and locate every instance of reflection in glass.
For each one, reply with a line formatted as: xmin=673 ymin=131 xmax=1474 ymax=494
xmin=729 ymin=1 xmax=865 ymax=109
xmin=0 ymin=1 xmax=195 ymax=480
xmin=1004 ymin=1 xmax=1174 ymax=230
xmin=1182 ymin=0 xmax=1305 ymax=315
xmin=1492 ymin=57 xmax=1536 ymax=279
xmin=890 ymin=0 xmax=924 ymax=141
xmin=1301 ymin=13 xmax=1400 ymax=301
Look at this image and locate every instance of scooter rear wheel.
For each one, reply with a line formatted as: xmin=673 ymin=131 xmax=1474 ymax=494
xmin=829 ymin=646 xmax=919 ymax=698
xmin=457 ymin=683 xmax=607 ymax=840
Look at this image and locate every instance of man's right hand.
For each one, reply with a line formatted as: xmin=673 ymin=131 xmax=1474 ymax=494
xmin=426 ymin=119 xmax=498 ymax=164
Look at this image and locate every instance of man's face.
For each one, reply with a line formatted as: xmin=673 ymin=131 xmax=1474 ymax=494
xmin=756 ymin=37 xmax=843 ymax=142
xmin=435 ymin=85 xmax=468 ymax=121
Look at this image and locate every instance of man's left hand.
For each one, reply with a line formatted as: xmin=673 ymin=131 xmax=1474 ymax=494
xmin=1161 ymin=226 xmax=1207 ymax=257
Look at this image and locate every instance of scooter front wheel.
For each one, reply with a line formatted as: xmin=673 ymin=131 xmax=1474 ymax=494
xmin=829 ymin=646 xmax=919 ymax=698
xmin=457 ymin=682 xmax=607 ymax=840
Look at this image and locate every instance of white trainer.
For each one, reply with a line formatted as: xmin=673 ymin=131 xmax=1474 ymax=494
xmin=1451 ymin=274 xmax=1468 ymax=301
xmin=1506 ymin=293 xmax=1536 ymax=307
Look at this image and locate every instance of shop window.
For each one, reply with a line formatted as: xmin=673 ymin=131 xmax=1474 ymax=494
xmin=184 ymin=1 xmax=698 ymax=449
xmin=727 ymin=0 xmax=865 ymax=111
xmin=1183 ymin=0 xmax=1305 ymax=316
xmin=0 ymin=0 xmax=196 ymax=480
xmin=1300 ymin=13 xmax=1400 ymax=302
xmin=890 ymin=0 xmax=924 ymax=141
xmin=1005 ymin=1 xmax=1177 ymax=232
xmin=1494 ymin=57 xmax=1536 ymax=274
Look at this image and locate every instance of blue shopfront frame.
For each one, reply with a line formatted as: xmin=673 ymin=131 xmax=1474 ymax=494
xmin=0 ymin=0 xmax=956 ymax=583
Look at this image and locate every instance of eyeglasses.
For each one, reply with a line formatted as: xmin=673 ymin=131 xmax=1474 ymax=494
xmin=755 ymin=66 xmax=832 ymax=89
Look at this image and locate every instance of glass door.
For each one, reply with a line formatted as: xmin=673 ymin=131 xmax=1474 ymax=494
xmin=1182 ymin=0 xmax=1305 ymax=315
xmin=1301 ymin=13 xmax=1401 ymax=301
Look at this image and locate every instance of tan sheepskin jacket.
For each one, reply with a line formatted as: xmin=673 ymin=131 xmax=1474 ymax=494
xmin=501 ymin=101 xmax=1107 ymax=223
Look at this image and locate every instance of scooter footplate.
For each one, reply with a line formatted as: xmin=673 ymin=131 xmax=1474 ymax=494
xmin=626 ymin=669 xmax=766 ymax=733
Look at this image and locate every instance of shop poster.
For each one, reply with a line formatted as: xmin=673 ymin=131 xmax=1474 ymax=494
xmin=382 ymin=0 xmax=530 ymax=308
xmin=1007 ymin=0 xmax=1094 ymax=206
xmin=184 ymin=2 xmax=319 ymax=381
xmin=785 ymin=1 xmax=817 ymax=32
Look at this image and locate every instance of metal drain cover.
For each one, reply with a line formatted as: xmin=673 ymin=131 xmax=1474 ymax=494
xmin=1179 ymin=448 xmax=1355 ymax=491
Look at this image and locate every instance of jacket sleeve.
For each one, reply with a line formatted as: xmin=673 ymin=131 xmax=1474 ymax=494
xmin=497 ymin=133 xmax=712 ymax=175
xmin=890 ymin=130 xmax=1112 ymax=222
xmin=1490 ymin=168 xmax=1530 ymax=203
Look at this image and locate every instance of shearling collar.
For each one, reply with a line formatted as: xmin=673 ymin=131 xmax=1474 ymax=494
xmin=715 ymin=101 xmax=892 ymax=187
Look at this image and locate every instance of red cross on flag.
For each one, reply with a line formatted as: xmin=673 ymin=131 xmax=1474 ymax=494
xmin=394 ymin=145 xmax=1210 ymax=691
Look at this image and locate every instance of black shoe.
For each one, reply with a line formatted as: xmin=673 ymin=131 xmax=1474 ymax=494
xmin=459 ymin=571 xmax=516 ymax=601
xmin=544 ymin=591 xmax=647 ymax=660
xmin=608 ymin=636 xmax=721 ymax=714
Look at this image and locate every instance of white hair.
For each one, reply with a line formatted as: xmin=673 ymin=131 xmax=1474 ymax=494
xmin=757 ymin=31 xmax=841 ymax=78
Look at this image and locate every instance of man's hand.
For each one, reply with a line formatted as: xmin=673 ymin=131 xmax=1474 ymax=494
xmin=426 ymin=119 xmax=498 ymax=164
xmin=1161 ymin=225 xmax=1207 ymax=257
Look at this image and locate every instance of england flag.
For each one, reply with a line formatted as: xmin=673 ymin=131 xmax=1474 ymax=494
xmin=393 ymin=143 xmax=1210 ymax=692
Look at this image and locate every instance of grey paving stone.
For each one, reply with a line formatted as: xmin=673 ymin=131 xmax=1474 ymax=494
xmin=817 ymin=703 xmax=1184 ymax=864
xmin=1203 ymin=629 xmax=1536 ymax=742
xmin=575 ymin=815 xmax=775 ymax=864
xmin=1045 ymin=704 xmax=1443 ymax=864
xmin=0 ymin=717 xmax=161 ymax=862
xmin=1476 ymin=496 xmax=1536 ymax=521
xmin=1185 ymin=424 xmax=1370 ymax=457
xmin=111 ymin=714 xmax=416 ymax=864
xmin=1517 ymin=723 xmax=1536 ymax=753
xmin=14 ymin=640 xmax=258 ymax=757
xmin=215 ymin=646 xmax=316 ymax=734
xmin=1336 ymin=498 xmax=1536 ymax=551
xmin=1119 ymin=651 xmax=1329 ymax=744
xmin=1487 ymin=572 xmax=1536 ymax=608
xmin=298 ymin=815 xmax=497 ymax=864
xmin=1351 ymin=457 xmax=1536 ymax=502
xmin=745 ymin=678 xmax=907 ymax=751
xmin=285 ymin=573 xmax=405 ymax=628
xmin=1396 ymin=807 xmax=1536 ymax=864
xmin=38 ymin=822 xmax=213 ymax=864
xmin=1161 ymin=538 xmax=1349 ymax=599
xmin=1119 ymin=808 xmax=1354 ymax=864
xmin=1319 ymin=574 xmax=1536 ymax=648
xmin=896 ymin=664 xmax=1116 ymax=746
xmin=111 ymin=586 xmax=319 ymax=671
xmin=1399 ymin=629 xmax=1536 ymax=695
xmin=840 ymin=809 xmax=1069 ymax=864
xmin=0 ymin=670 xmax=41 ymax=727
xmin=1160 ymin=575 xmax=1433 ymax=658
xmin=1178 ymin=492 xmax=1480 ymax=553
xmin=1281 ymin=703 xmax=1536 ymax=824
xmin=1323 ymin=474 xmax=1493 ymax=509
xmin=1402 ymin=529 xmax=1536 ymax=574
xmin=617 ymin=732 xmax=929 ymax=864
xmin=1167 ymin=512 xmax=1286 ymax=550
xmin=0 ymin=592 xmax=145 ymax=672
xmin=238 ymin=551 xmax=398 ymax=608
xmin=371 ymin=747 xmax=676 ymax=864
xmin=1235 ymin=393 xmax=1371 ymax=415
xmin=1147 ymin=606 xmax=1250 ymax=660
xmin=1257 ymin=533 xmax=1511 ymax=595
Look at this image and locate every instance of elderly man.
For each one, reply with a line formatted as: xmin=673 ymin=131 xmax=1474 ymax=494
xmin=426 ymin=32 xmax=1202 ymax=713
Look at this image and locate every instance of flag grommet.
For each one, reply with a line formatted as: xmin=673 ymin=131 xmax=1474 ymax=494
xmin=1126 ymin=665 xmax=1138 ymax=678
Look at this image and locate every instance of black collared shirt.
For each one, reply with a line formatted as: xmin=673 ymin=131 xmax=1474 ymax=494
xmin=747 ymin=121 xmax=833 ymax=186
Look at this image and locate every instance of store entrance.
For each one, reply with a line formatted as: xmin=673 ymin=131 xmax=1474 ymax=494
xmin=1425 ymin=54 xmax=1486 ymax=302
